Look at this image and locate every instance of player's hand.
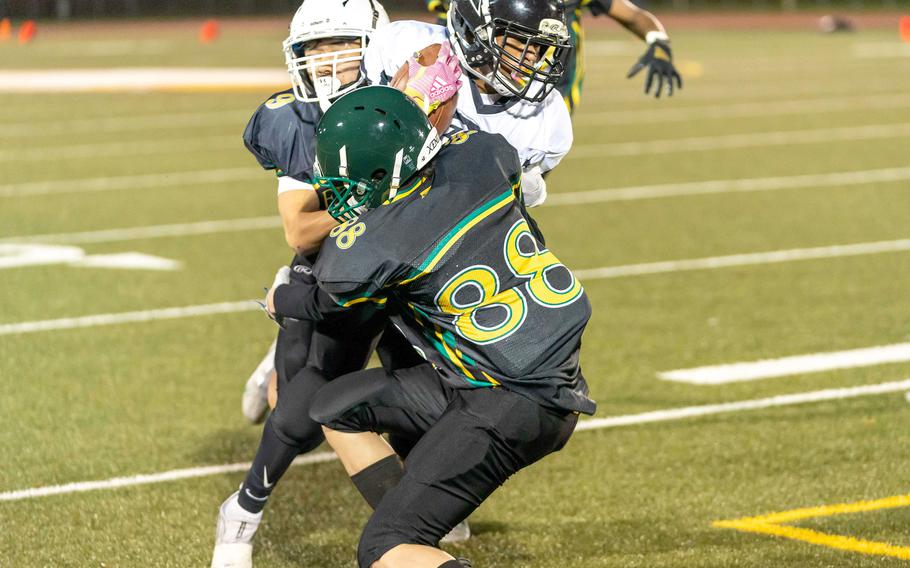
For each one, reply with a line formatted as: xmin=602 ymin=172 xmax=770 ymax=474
xmin=393 ymin=42 xmax=462 ymax=114
xmin=627 ymin=38 xmax=682 ymax=98
xmin=262 ymin=265 xmax=291 ymax=324
xmin=521 ymin=165 xmax=548 ymax=208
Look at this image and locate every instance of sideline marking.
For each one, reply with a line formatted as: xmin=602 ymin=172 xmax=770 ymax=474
xmin=0 ymin=244 xmax=181 ymax=271
xmin=0 ymin=135 xmax=237 ymax=163
xmin=2 ymin=379 xmax=909 ymax=502
xmin=714 ymin=494 xmax=910 ymax=560
xmin=8 ymin=122 xmax=910 ymax=164
xmin=0 ymin=216 xmax=282 ymax=245
xmin=1 ymin=168 xmax=265 ymax=198
xmin=0 ymin=68 xmax=288 ymax=93
xmin=0 ymin=453 xmax=339 ymax=502
xmin=9 ymin=164 xmax=908 ymax=201
xmin=545 ymin=166 xmax=910 ymax=206
xmin=2 ymin=238 xmax=910 ymax=336
xmin=0 ymin=301 xmax=258 ymax=336
xmin=660 ymin=343 xmax=910 ymax=385
xmin=572 ymin=239 xmax=910 ymax=280
xmin=0 ymin=109 xmax=250 ymax=139
xmin=853 ymin=43 xmax=910 ymax=59
xmin=566 ymin=123 xmax=910 ymax=159
xmin=573 ymin=379 xmax=910 ymax=431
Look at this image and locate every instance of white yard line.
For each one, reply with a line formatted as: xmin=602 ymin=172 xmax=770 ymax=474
xmin=567 ymin=123 xmax=910 ymax=159
xmin=595 ymin=81 xmax=910 ymax=105
xmin=573 ymin=379 xmax=910 ymax=431
xmin=659 ymin=343 xmax=910 ymax=385
xmin=0 ymin=216 xmax=282 ymax=245
xmin=853 ymin=43 xmax=910 ymax=59
xmin=0 ymin=135 xmax=237 ymax=163
xmin=573 ymin=239 xmax=910 ymax=280
xmin=0 ymin=301 xmax=259 ymax=336
xmin=6 ymin=162 xmax=908 ymax=203
xmin=2 ymin=379 xmax=908 ymax=502
xmin=0 ymin=453 xmax=339 ymax=502
xmin=0 ymin=110 xmax=251 ymax=139
xmin=7 ymin=122 xmax=909 ymax=165
xmin=0 ymin=68 xmax=289 ymax=93
xmin=0 ymin=168 xmax=265 ymax=198
xmin=575 ymin=94 xmax=910 ymax=125
xmin=2 ymin=237 xmax=909 ymax=336
xmin=544 ymin=166 xmax=910 ymax=206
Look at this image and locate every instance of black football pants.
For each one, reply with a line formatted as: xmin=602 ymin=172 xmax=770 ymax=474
xmin=309 ymin=363 xmax=579 ymax=568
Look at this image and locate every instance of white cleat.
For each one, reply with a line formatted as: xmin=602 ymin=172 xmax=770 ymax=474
xmin=440 ymin=520 xmax=471 ymax=544
xmin=211 ymin=491 xmax=262 ymax=568
xmin=242 ymin=340 xmax=277 ymax=424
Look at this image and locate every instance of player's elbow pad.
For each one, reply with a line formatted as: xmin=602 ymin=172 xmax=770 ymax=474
xmin=521 ymin=166 xmax=548 ymax=208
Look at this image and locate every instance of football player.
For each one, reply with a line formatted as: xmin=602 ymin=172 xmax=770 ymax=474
xmin=364 ymin=0 xmax=576 ymax=209
xmin=426 ymin=0 xmax=683 ymax=111
xmin=266 ymin=85 xmax=595 ymax=568
xmin=239 ymin=0 xmax=389 ymax=426
xmin=221 ymin=1 xmax=579 ymax=563
xmin=213 ymin=2 xmax=400 ymax=567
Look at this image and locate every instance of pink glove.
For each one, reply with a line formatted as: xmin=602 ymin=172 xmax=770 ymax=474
xmin=393 ymin=42 xmax=462 ymax=115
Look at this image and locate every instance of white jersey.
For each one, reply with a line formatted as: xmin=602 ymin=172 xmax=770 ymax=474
xmin=364 ymin=20 xmax=573 ymax=175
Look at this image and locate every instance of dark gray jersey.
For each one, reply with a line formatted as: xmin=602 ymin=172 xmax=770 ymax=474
xmin=243 ymin=89 xmax=322 ymax=181
xmin=314 ymin=131 xmax=594 ymax=415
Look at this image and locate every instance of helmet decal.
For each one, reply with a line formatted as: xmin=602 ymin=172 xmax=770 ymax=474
xmin=390 ymin=148 xmax=405 ymax=192
xmin=338 ymin=145 xmax=349 ymax=177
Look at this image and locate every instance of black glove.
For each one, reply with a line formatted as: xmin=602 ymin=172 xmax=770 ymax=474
xmin=627 ymin=39 xmax=683 ymax=98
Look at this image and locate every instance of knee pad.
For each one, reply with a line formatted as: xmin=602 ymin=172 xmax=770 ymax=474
xmin=309 ymin=369 xmax=388 ymax=430
xmin=274 ymin=319 xmax=314 ymax=383
xmin=269 ymin=368 xmax=328 ymax=452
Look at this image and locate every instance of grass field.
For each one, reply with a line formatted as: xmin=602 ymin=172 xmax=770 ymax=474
xmin=2 ymin=15 xmax=910 ymax=567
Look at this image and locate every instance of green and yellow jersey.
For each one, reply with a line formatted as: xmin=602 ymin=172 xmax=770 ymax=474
xmin=313 ymin=131 xmax=595 ymax=415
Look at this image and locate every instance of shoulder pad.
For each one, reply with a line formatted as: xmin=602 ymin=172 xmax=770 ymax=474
xmin=243 ymin=90 xmax=322 ymax=179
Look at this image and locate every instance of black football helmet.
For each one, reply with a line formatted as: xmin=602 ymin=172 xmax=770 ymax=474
xmin=446 ymin=0 xmax=572 ymax=103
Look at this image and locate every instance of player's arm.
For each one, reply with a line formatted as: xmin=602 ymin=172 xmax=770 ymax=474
xmin=267 ymin=276 xmax=337 ymax=322
xmin=608 ymin=0 xmax=682 ymax=97
xmin=276 ymin=184 xmax=339 ymax=256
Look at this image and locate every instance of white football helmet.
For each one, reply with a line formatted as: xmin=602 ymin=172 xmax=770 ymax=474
xmin=283 ymin=0 xmax=389 ymax=109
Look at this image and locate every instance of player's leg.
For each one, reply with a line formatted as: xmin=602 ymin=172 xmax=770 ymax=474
xmin=310 ymin=363 xmax=451 ymax=509
xmin=240 ymin=255 xmax=313 ymax=424
xmin=236 ymin=305 xmax=386 ymax=511
xmin=356 ymin=387 xmax=578 ymax=568
xmin=213 ymin=366 xmax=328 ymax=567
xmin=213 ymin=308 xmax=390 ymax=566
xmin=241 ymin=339 xmax=277 ymax=424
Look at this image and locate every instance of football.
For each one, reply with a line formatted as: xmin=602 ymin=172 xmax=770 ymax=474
xmin=390 ymin=43 xmax=458 ymax=133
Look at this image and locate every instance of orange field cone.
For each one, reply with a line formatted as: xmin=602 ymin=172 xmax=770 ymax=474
xmin=199 ymin=19 xmax=220 ymax=44
xmin=18 ymin=20 xmax=36 ymax=44
xmin=900 ymin=16 xmax=910 ymax=43
xmin=0 ymin=18 xmax=11 ymax=42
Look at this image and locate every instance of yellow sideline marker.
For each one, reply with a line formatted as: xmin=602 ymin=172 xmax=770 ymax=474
xmin=714 ymin=494 xmax=910 ymax=560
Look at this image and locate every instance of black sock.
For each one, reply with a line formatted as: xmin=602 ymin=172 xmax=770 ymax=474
xmin=350 ymin=454 xmax=404 ymax=509
xmin=237 ymin=417 xmax=300 ymax=513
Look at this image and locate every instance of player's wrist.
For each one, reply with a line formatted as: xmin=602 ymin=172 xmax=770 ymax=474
xmin=645 ymin=31 xmax=670 ymax=45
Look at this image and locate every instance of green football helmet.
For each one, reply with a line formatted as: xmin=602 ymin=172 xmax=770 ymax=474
xmin=312 ymin=85 xmax=443 ymax=222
